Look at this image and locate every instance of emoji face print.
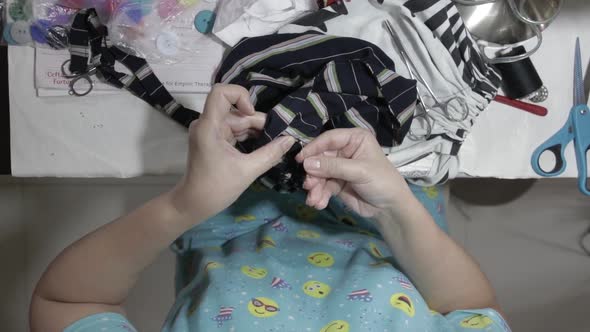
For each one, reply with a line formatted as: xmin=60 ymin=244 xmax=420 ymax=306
xmin=368 ymin=242 xmax=385 ymax=258
xmin=338 ymin=215 xmax=357 ymax=227
xmin=422 ymin=186 xmax=439 ymax=199
xmin=302 ymin=280 xmax=331 ymax=298
xmin=460 ymin=314 xmax=493 ymax=329
xmin=296 ymin=204 xmax=317 ymax=221
xmin=235 ymin=214 xmax=256 ymax=223
xmin=204 ymin=261 xmax=223 ymax=272
xmin=241 ymin=266 xmax=268 ymax=279
xmin=247 ymin=297 xmax=279 ymax=318
xmin=390 ymin=292 xmax=415 ymax=317
xmin=297 ymin=229 xmax=321 ymax=239
xmin=320 ymin=320 xmax=350 ymax=332
xmin=256 ymin=236 xmax=276 ymax=252
xmin=307 ymin=252 xmax=334 ymax=267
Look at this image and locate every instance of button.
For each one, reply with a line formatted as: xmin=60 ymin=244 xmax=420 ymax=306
xmin=30 ymin=20 xmax=51 ymax=44
xmin=9 ymin=21 xmax=32 ymax=45
xmin=156 ymin=31 xmax=179 ymax=56
xmin=194 ymin=10 xmax=216 ymax=34
xmin=9 ymin=1 xmax=30 ymax=21
xmin=2 ymin=23 xmax=17 ymax=45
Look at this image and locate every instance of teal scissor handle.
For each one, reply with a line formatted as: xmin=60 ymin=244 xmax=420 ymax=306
xmin=531 ymin=112 xmax=574 ymax=177
xmin=571 ymin=104 xmax=590 ymax=195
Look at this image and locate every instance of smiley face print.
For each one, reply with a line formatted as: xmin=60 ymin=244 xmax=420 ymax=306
xmin=320 ymin=320 xmax=350 ymax=332
xmin=302 ymin=280 xmax=331 ymax=299
xmin=307 ymin=252 xmax=334 ymax=267
xmin=241 ymin=266 xmax=268 ymax=279
xmin=247 ymin=297 xmax=279 ymax=318
xmin=460 ymin=314 xmax=493 ymax=329
xmin=390 ymin=292 xmax=415 ymax=317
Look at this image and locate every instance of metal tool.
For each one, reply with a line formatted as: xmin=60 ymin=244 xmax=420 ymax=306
xmin=384 ymin=20 xmax=470 ymax=140
xmin=61 ymin=59 xmax=96 ymax=97
xmin=531 ymin=38 xmax=590 ymax=196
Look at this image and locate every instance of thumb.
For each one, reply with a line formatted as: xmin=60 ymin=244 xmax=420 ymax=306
xmin=245 ymin=136 xmax=296 ymax=176
xmin=303 ymin=156 xmax=369 ymax=183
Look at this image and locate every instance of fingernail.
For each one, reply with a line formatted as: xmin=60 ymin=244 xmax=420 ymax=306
xmin=304 ymin=158 xmax=320 ymax=170
xmin=280 ymin=136 xmax=295 ymax=149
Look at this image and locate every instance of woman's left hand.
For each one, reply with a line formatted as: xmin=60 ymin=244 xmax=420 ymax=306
xmin=171 ymin=84 xmax=295 ymax=222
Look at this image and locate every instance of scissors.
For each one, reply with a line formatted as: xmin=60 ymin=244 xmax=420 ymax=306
xmin=384 ymin=20 xmax=470 ymax=139
xmin=531 ymin=38 xmax=590 ymax=196
xmin=61 ymin=59 xmax=97 ymax=97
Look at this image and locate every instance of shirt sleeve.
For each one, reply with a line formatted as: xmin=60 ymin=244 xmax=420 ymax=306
xmin=63 ymin=313 xmax=137 ymax=332
xmin=444 ymin=308 xmax=511 ymax=331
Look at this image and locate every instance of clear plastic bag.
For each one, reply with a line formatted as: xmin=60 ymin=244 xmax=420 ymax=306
xmin=2 ymin=1 xmax=116 ymax=47
xmin=2 ymin=0 xmax=219 ymax=63
xmin=109 ymin=0 xmax=219 ymax=63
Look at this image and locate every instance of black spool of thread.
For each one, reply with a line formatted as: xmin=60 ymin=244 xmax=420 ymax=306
xmin=495 ymin=46 xmax=544 ymax=100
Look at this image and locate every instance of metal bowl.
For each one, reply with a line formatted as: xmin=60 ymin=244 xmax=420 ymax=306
xmin=456 ymin=0 xmax=562 ymax=45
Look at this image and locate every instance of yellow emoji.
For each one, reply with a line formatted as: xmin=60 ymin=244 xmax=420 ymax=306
xmin=235 ymin=214 xmax=256 ymax=223
xmin=320 ymin=320 xmax=350 ymax=332
xmin=460 ymin=314 xmax=493 ymax=329
xmin=307 ymin=252 xmax=334 ymax=267
xmin=390 ymin=292 xmax=415 ymax=317
xmin=203 ymin=261 xmax=223 ymax=272
xmin=338 ymin=215 xmax=357 ymax=227
xmin=296 ymin=204 xmax=318 ymax=221
xmin=422 ymin=186 xmax=439 ymax=199
xmin=302 ymin=280 xmax=331 ymax=298
xmin=256 ymin=236 xmax=276 ymax=252
xmin=247 ymin=297 xmax=279 ymax=318
xmin=297 ymin=229 xmax=321 ymax=239
xmin=241 ymin=266 xmax=268 ymax=279
xmin=368 ymin=242 xmax=385 ymax=258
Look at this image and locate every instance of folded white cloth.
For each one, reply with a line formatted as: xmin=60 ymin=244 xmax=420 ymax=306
xmin=213 ymin=0 xmax=318 ymax=46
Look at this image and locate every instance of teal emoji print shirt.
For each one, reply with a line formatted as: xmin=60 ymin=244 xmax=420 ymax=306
xmin=65 ymin=184 xmax=510 ymax=332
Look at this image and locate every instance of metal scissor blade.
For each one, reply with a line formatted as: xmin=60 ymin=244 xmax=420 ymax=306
xmin=574 ymin=37 xmax=586 ymax=106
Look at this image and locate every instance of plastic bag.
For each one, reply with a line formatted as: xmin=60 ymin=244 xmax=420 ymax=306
xmin=109 ymin=0 xmax=219 ymax=63
xmin=2 ymin=0 xmax=220 ymax=63
xmin=2 ymin=0 xmax=117 ymax=47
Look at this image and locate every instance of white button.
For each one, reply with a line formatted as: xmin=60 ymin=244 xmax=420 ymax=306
xmin=156 ymin=31 xmax=179 ymax=56
xmin=10 ymin=21 xmax=32 ymax=45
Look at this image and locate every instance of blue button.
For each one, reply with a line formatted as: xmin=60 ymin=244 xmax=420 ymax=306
xmin=194 ymin=10 xmax=215 ymax=34
xmin=3 ymin=23 xmax=17 ymax=45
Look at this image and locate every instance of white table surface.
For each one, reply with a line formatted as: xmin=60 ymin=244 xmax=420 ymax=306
xmin=9 ymin=0 xmax=590 ymax=178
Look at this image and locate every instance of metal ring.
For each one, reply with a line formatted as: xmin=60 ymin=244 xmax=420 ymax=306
xmin=61 ymin=59 xmax=79 ymax=79
xmin=68 ymin=75 xmax=94 ymax=97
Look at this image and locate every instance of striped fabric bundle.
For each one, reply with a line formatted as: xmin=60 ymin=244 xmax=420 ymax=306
xmin=215 ymin=32 xmax=418 ymax=148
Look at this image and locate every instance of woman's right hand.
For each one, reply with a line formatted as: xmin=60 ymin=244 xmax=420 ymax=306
xmin=295 ymin=128 xmax=412 ymax=218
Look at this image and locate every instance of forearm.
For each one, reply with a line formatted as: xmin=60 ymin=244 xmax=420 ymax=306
xmin=375 ymin=191 xmax=498 ymax=314
xmin=33 ymin=185 xmax=199 ymax=306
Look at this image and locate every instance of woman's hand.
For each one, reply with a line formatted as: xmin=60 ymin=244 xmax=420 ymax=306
xmin=172 ymin=84 xmax=295 ymax=221
xmin=296 ymin=128 xmax=411 ymax=217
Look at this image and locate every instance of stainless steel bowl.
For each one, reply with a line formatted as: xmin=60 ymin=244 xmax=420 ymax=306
xmin=455 ymin=0 xmax=562 ymax=63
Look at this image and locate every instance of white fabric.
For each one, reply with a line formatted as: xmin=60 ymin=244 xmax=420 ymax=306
xmin=213 ymin=0 xmax=318 ymax=46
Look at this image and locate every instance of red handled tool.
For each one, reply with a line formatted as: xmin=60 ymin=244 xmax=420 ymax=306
xmin=494 ymin=94 xmax=548 ymax=116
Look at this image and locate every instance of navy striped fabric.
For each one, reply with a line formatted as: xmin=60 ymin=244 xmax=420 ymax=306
xmin=216 ymin=32 xmax=418 ymax=149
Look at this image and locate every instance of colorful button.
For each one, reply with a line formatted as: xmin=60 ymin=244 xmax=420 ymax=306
xmin=194 ymin=10 xmax=215 ymax=34
xmin=9 ymin=1 xmax=30 ymax=21
xmin=2 ymin=23 xmax=17 ymax=45
xmin=9 ymin=21 xmax=32 ymax=45
xmin=156 ymin=31 xmax=179 ymax=56
xmin=30 ymin=20 xmax=52 ymax=44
